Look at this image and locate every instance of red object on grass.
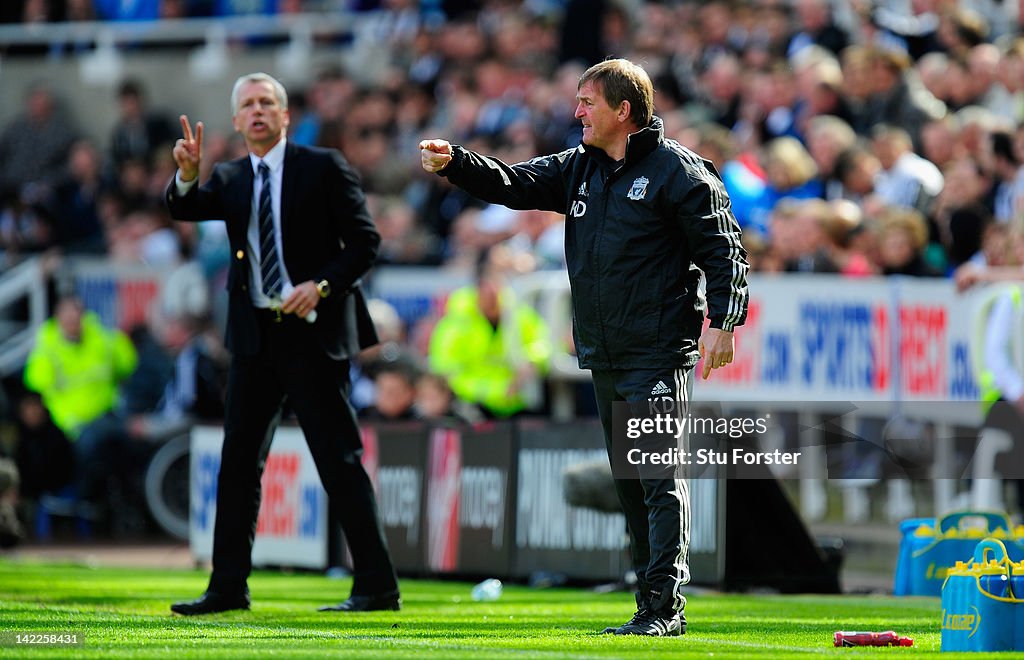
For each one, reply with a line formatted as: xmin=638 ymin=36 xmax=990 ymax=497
xmin=833 ymin=631 xmax=914 ymax=647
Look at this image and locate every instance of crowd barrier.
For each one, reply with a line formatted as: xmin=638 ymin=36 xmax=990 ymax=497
xmin=189 ymin=421 xmax=642 ymax=582
xmin=186 ymin=419 xmax=847 ymax=589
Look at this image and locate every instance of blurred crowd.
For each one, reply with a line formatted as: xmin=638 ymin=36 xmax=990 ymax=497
xmin=4 ymin=1 xmax=1024 ymax=278
xmin=2 ymin=0 xmax=1024 ymax=538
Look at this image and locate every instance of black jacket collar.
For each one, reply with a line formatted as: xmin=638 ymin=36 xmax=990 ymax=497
xmin=583 ymin=116 xmax=665 ymax=169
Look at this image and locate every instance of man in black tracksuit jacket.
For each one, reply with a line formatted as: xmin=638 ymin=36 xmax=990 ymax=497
xmin=421 ymin=59 xmax=749 ymax=637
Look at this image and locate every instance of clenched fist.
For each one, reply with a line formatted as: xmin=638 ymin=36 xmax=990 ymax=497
xmin=419 ymin=139 xmax=453 ymax=173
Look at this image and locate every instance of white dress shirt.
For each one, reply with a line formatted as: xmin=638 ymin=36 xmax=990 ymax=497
xmin=175 ymin=138 xmax=294 ymax=308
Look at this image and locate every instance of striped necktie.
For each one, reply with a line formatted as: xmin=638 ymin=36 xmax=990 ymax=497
xmin=257 ymin=161 xmax=282 ymax=298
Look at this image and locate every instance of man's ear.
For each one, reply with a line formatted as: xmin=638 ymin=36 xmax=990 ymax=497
xmin=618 ymin=100 xmax=632 ymax=124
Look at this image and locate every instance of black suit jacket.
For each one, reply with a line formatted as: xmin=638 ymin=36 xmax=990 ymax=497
xmin=166 ymin=142 xmax=379 ymax=361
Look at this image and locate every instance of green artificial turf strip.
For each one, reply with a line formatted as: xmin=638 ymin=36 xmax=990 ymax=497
xmin=0 ymin=559 xmax=1009 ymax=658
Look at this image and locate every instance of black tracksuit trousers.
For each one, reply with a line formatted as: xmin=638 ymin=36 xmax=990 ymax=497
xmin=592 ymin=366 xmax=693 ymax=614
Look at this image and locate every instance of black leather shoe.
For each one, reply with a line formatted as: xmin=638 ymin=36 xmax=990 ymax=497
xmin=318 ymin=590 xmax=401 ymax=612
xmin=171 ymin=591 xmax=251 ymax=615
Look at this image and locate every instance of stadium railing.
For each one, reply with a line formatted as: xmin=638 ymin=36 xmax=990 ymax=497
xmin=0 ymin=257 xmax=48 ymax=378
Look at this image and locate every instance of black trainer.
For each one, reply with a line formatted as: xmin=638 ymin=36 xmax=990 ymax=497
xmin=600 ymin=593 xmax=648 ymax=634
xmin=615 ymin=608 xmax=686 ymax=636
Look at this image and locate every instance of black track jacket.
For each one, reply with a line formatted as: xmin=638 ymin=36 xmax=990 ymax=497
xmin=440 ymin=117 xmax=749 ymax=370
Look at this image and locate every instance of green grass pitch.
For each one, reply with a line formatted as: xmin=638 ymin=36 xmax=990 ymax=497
xmin=0 ymin=559 xmax=1005 ymax=658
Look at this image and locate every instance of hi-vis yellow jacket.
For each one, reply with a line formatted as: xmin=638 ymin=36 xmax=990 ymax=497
xmin=24 ymin=312 xmax=137 ymax=438
xmin=429 ymin=286 xmax=551 ymax=417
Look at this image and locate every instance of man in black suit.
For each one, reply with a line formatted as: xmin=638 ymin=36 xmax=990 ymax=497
xmin=166 ymin=72 xmax=399 ymax=615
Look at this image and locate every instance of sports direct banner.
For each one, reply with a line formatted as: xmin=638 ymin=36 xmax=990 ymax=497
xmin=190 ymin=426 xmax=328 ymax=569
xmin=695 ymin=275 xmax=982 ymax=413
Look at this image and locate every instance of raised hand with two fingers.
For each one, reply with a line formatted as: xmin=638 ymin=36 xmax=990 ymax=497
xmin=172 ymin=114 xmax=204 ymax=183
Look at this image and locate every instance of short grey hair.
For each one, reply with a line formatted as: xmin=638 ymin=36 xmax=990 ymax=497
xmin=230 ymin=72 xmax=288 ymax=116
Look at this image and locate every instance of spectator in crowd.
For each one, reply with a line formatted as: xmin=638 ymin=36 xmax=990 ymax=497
xmin=413 ymin=372 xmax=480 ymax=424
xmin=48 ymin=139 xmax=106 ymax=254
xmin=0 ymin=188 xmax=53 ymax=262
xmin=369 ymin=193 xmax=442 ymax=266
xmin=12 ymin=391 xmax=73 ymax=504
xmin=792 ymin=47 xmax=854 ymax=133
xmin=871 ymin=124 xmax=945 ymax=214
xmin=114 ymin=158 xmax=156 ymax=213
xmin=742 ymin=136 xmax=823 ymax=237
xmin=835 ymin=144 xmax=886 ymax=211
xmin=956 ymin=106 xmax=1006 ymax=164
xmin=22 ymin=294 xmax=138 ymax=508
xmin=920 ymin=114 xmax=962 ymax=170
xmin=558 ymin=0 xmax=612 ymax=67
xmin=350 ymin=298 xmax=406 ymax=413
xmin=839 ymin=44 xmax=877 ymax=134
xmin=875 ymin=206 xmax=943 ymax=276
xmin=428 ymin=248 xmax=551 ymax=418
xmin=990 ymin=130 xmax=1023 ymax=226
xmin=0 ymin=84 xmax=77 ymax=204
xmin=735 ymin=65 xmax=801 ymax=147
xmin=968 ymin=43 xmax=1018 ymax=122
xmin=109 ymin=80 xmax=177 ymax=171
xmin=107 ymin=207 xmax=183 ymax=268
xmin=806 ymin=115 xmax=858 ymax=200
xmin=769 ymin=198 xmax=839 ymax=273
xmin=362 ymin=359 xmax=420 ymax=421
xmin=916 ymin=52 xmax=950 ymax=107
xmin=943 ymin=55 xmax=981 ymax=112
xmin=931 ymin=156 xmax=994 ymax=268
xmin=936 ymin=6 xmax=989 ymax=57
xmin=822 ymin=198 xmax=879 ymax=277
xmin=862 ymin=46 xmax=946 ymax=149
xmin=502 ymin=209 xmax=566 ymax=272
xmin=788 ymin=0 xmax=850 ymax=58
xmin=697 ymin=53 xmax=743 ymax=130
xmin=997 ymin=38 xmax=1024 ymax=123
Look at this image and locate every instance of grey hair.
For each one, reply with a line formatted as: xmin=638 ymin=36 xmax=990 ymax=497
xmin=230 ymin=72 xmax=288 ymax=116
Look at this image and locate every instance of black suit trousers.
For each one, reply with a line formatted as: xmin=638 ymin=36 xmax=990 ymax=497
xmin=209 ymin=312 xmax=397 ymax=597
